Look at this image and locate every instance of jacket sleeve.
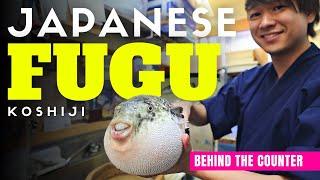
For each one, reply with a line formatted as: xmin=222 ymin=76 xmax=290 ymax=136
xmin=201 ymin=75 xmax=242 ymax=139
xmin=287 ymin=81 xmax=320 ymax=179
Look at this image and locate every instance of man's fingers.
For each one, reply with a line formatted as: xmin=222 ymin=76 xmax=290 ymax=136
xmin=182 ymin=134 xmax=192 ymax=153
xmin=171 ymin=101 xmax=193 ymax=122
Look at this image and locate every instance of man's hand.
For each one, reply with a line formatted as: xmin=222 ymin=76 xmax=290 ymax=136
xmin=171 ymin=101 xmax=193 ymax=121
xmin=172 ymin=100 xmax=208 ymax=126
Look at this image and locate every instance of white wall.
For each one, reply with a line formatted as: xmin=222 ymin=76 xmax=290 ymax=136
xmin=226 ymin=30 xmax=260 ymax=52
xmin=200 ymin=30 xmax=260 ymax=52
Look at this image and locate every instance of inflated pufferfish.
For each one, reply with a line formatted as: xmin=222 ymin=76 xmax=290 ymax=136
xmin=104 ymin=95 xmax=187 ymax=176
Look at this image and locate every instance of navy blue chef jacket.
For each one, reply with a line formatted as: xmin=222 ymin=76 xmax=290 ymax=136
xmin=202 ymin=43 xmax=320 ymax=179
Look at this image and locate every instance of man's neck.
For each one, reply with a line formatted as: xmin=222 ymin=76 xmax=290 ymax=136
xmin=271 ymin=41 xmax=311 ymax=79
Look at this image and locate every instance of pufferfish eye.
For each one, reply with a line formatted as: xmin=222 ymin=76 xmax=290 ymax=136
xmin=147 ymin=105 xmax=153 ymax=111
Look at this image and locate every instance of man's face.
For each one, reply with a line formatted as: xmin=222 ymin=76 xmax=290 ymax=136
xmin=247 ymin=0 xmax=313 ymax=55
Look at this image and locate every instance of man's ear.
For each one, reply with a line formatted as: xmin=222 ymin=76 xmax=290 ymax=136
xmin=307 ymin=12 xmax=316 ymax=23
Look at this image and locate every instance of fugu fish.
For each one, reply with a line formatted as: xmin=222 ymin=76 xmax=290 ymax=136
xmin=104 ymin=95 xmax=187 ymax=176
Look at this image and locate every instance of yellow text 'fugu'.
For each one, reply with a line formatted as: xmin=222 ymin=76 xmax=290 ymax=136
xmin=8 ymin=43 xmax=220 ymax=101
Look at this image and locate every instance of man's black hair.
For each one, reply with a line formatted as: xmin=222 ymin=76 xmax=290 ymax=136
xmin=245 ymin=0 xmax=320 ymax=37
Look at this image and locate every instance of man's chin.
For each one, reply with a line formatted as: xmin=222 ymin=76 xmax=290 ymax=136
xmin=260 ymin=44 xmax=286 ymax=56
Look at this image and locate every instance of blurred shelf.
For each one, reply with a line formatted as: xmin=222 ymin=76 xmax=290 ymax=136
xmin=224 ymin=50 xmax=260 ymax=75
xmin=226 ymin=63 xmax=258 ymax=74
xmin=32 ymin=121 xmax=110 ymax=147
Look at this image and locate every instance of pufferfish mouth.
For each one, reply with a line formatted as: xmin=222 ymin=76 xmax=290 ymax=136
xmin=110 ymin=121 xmax=133 ymax=141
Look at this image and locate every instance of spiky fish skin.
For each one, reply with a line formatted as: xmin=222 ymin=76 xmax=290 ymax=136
xmin=104 ymin=95 xmax=185 ymax=176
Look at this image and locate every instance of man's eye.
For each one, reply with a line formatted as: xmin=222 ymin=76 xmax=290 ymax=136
xmin=249 ymin=12 xmax=261 ymax=20
xmin=273 ymin=5 xmax=286 ymax=12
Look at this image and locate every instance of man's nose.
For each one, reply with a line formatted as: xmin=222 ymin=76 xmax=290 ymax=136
xmin=259 ymin=13 xmax=276 ymax=29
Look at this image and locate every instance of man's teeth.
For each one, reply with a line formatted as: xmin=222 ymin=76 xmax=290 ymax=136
xmin=265 ymin=34 xmax=276 ymax=38
xmin=115 ymin=123 xmax=130 ymax=131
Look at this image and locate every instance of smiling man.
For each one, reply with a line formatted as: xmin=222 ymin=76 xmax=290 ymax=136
xmin=170 ymin=0 xmax=320 ymax=179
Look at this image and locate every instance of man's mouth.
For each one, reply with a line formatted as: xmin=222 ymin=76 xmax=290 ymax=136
xmin=260 ymin=31 xmax=284 ymax=42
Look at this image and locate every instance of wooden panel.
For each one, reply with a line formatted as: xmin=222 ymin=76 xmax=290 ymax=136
xmin=225 ymin=18 xmax=250 ymax=32
xmin=226 ymin=49 xmax=255 ymax=66
xmin=235 ymin=18 xmax=249 ymax=31
xmin=207 ymin=18 xmax=249 ymax=36
xmin=253 ymin=48 xmax=269 ymax=65
xmin=225 ymin=50 xmax=258 ymax=74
